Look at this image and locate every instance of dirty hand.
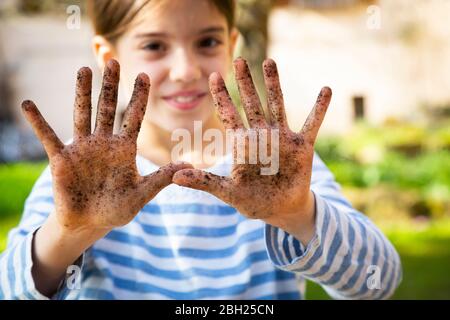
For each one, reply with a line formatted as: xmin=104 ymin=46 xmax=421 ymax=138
xmin=173 ymin=58 xmax=331 ymax=244
xmin=22 ymin=59 xmax=192 ymax=234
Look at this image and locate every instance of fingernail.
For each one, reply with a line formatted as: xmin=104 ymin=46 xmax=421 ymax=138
xmin=21 ymin=100 xmax=33 ymax=111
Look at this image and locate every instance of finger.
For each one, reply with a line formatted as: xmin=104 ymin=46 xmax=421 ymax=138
xmin=263 ymin=59 xmax=288 ymax=128
xmin=233 ymin=57 xmax=267 ymax=128
xmin=21 ymin=100 xmax=64 ymax=157
xmin=173 ymin=169 xmax=233 ymax=202
xmin=73 ymin=67 xmax=92 ymax=139
xmin=209 ymin=72 xmax=244 ymax=130
xmin=300 ymin=87 xmax=332 ymax=146
xmin=94 ymin=59 xmax=120 ymax=136
xmin=140 ymin=161 xmax=194 ymax=195
xmin=120 ymin=73 xmax=150 ymax=140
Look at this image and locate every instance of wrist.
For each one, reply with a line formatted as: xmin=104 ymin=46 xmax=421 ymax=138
xmin=34 ymin=213 xmax=107 ymax=273
xmin=47 ymin=212 xmax=109 ymax=250
xmin=276 ymin=190 xmax=317 ymax=247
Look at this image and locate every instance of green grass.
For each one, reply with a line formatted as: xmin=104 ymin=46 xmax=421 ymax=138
xmin=0 ymin=162 xmax=47 ymax=251
xmin=0 ymin=161 xmax=47 ymax=219
xmin=0 ymin=214 xmax=23 ymax=252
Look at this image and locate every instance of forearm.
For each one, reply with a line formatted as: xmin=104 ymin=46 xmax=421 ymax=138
xmin=32 ymin=212 xmax=108 ymax=297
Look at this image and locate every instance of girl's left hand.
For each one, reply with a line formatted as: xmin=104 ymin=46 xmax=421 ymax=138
xmin=173 ymin=58 xmax=332 ymax=245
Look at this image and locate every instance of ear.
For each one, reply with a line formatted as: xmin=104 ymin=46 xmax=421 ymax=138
xmin=229 ymin=27 xmax=239 ymax=58
xmin=92 ymin=35 xmax=115 ymax=70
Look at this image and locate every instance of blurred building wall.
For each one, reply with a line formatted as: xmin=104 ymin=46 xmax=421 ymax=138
xmin=269 ymin=0 xmax=450 ymax=133
xmin=0 ymin=15 xmax=105 ymax=160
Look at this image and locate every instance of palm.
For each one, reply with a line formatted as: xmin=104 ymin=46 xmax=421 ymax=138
xmin=22 ymin=60 xmax=191 ymax=232
xmin=173 ymin=58 xmax=331 ymax=223
xmin=51 ymin=137 xmax=142 ymax=229
xmin=228 ymin=129 xmax=310 ymax=219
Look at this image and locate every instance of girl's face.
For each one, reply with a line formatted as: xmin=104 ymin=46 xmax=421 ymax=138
xmin=114 ymin=0 xmax=237 ymax=133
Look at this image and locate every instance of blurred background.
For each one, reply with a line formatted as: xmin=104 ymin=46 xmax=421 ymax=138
xmin=0 ymin=0 xmax=449 ymax=299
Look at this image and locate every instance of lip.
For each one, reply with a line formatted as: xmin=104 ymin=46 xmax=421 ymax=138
xmin=162 ymin=90 xmax=208 ymax=111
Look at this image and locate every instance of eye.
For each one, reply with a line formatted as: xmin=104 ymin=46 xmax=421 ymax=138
xmin=142 ymin=41 xmax=166 ymax=52
xmin=198 ymin=37 xmax=222 ymax=49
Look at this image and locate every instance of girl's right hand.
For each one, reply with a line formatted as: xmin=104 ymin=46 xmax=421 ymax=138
xmin=22 ymin=59 xmax=192 ymax=235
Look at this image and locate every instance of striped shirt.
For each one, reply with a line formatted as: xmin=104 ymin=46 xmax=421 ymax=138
xmin=0 ymin=152 xmax=402 ymax=300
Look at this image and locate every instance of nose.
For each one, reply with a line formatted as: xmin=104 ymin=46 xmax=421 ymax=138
xmin=169 ymin=48 xmax=202 ymax=84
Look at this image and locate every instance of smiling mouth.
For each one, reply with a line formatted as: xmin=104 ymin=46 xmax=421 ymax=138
xmin=163 ymin=92 xmax=208 ymax=111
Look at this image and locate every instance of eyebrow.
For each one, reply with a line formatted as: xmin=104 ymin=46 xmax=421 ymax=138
xmin=135 ymin=26 xmax=225 ymax=38
xmin=199 ymin=26 xmax=225 ymax=34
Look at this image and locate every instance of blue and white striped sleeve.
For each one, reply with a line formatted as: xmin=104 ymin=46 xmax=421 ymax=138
xmin=0 ymin=165 xmax=82 ymax=300
xmin=264 ymin=153 xmax=402 ymax=300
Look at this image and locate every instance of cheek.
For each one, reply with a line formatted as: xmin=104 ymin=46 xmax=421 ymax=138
xmin=139 ymin=66 xmax=166 ymax=101
xmin=203 ymin=56 xmax=230 ymax=78
xmin=118 ymin=60 xmax=166 ymax=101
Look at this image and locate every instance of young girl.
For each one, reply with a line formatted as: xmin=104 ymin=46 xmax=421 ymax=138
xmin=0 ymin=0 xmax=401 ymax=300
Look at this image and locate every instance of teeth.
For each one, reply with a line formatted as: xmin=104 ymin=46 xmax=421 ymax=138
xmin=174 ymin=95 xmax=197 ymax=103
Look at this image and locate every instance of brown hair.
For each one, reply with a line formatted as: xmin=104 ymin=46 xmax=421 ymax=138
xmin=86 ymin=0 xmax=236 ymax=44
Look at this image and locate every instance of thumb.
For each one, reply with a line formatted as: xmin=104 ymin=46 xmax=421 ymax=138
xmin=172 ymin=169 xmax=232 ymax=201
xmin=141 ymin=161 xmax=194 ymax=193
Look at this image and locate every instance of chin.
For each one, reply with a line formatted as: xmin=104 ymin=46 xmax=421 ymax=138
xmin=150 ymin=115 xmax=194 ymax=133
xmin=170 ymin=110 xmax=213 ymax=128
xmin=171 ymin=117 xmax=205 ymax=132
